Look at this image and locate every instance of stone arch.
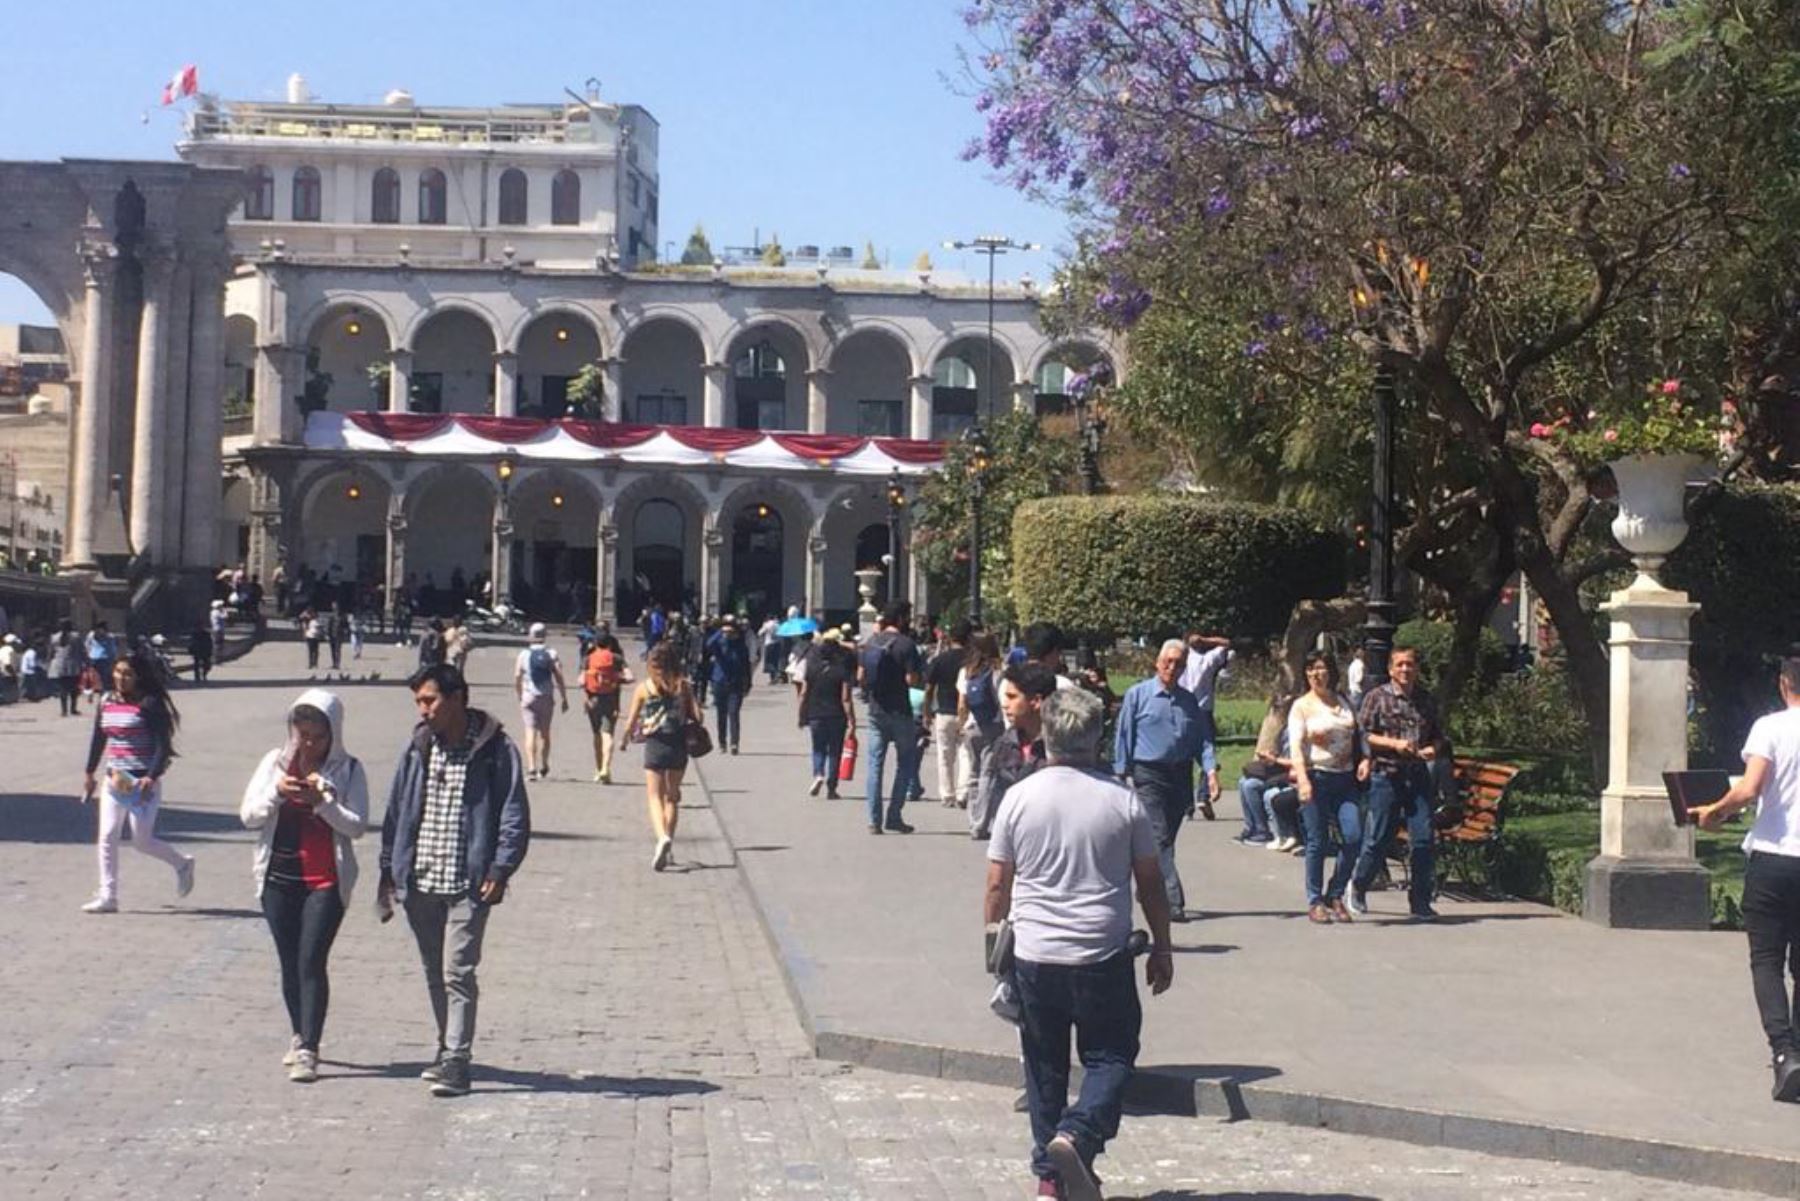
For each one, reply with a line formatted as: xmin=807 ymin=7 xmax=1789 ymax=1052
xmin=399 ymin=298 xmax=504 ymax=352
xmin=817 ymin=480 xmax=898 ymax=622
xmin=290 ymin=462 xmax=392 ymax=587
xmin=717 ymin=477 xmax=813 ymax=620
xmin=921 ymin=325 xmax=1025 ymax=382
xmin=294 ymin=292 xmax=400 ymax=349
xmin=610 ymin=472 xmax=708 ymax=623
xmin=403 ymin=461 xmax=499 ymax=602
xmin=618 ymin=313 xmax=707 ymax=426
xmin=927 ymin=331 xmax=1020 ymax=432
xmin=823 ymin=325 xmax=914 ymax=436
xmin=412 ymin=305 xmax=501 ymax=415
xmin=301 ymin=299 xmax=395 ymax=413
xmin=506 ymin=465 xmax=604 ymax=620
xmin=826 ymin=317 xmax=921 ymax=376
xmin=722 ymin=317 xmax=813 ymax=432
xmin=512 ymin=307 xmax=605 ymax=418
xmin=1024 ymin=337 xmax=1116 ymax=387
xmin=502 ymin=301 xmax=607 ymax=354
xmin=715 ymin=313 xmax=822 ymax=371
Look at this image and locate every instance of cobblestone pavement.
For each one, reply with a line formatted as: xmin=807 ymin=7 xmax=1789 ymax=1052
xmin=0 ymin=641 xmax=1768 ymax=1200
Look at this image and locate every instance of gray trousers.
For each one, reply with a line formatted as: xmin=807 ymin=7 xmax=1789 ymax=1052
xmin=403 ymin=891 xmax=491 ymax=1061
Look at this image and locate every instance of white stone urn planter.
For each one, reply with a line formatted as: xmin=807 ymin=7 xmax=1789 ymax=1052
xmin=854 ymin=567 xmax=883 ymax=635
xmin=1607 ymin=452 xmax=1706 ymax=584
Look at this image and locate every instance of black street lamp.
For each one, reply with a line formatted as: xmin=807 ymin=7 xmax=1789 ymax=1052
xmin=964 ymin=424 xmax=993 ymax=624
xmin=1070 ymin=380 xmax=1109 ymax=496
xmin=885 ymin=466 xmax=906 ymax=603
xmin=1351 ymin=278 xmax=1400 ymax=692
xmin=943 ymin=235 xmax=1039 ymax=427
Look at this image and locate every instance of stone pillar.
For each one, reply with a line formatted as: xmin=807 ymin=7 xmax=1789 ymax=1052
xmin=494 ymin=351 xmax=519 ymax=417
xmin=806 ymin=533 xmax=828 ymax=619
xmin=385 ymin=494 xmax=408 ymax=623
xmin=491 ymin=495 xmax=515 ymax=607
xmin=161 ymin=263 xmax=195 ymax=562
xmin=1011 ymin=380 xmax=1036 ymax=415
xmin=603 ymin=357 xmax=625 ymax=423
xmin=130 ymin=249 xmax=176 ymax=563
xmin=909 ymin=545 xmax=930 ymax=619
xmin=388 ymin=349 xmax=413 ymax=413
xmin=246 ymin=470 xmax=284 ymax=591
xmin=806 ymin=368 xmax=831 ymax=434
xmin=702 ymin=363 xmax=729 ymax=428
xmin=596 ymin=520 xmax=618 ymax=625
xmin=909 ymin=374 xmax=934 ymax=441
xmin=700 ymin=518 xmax=723 ymax=614
xmin=181 ymin=256 xmax=230 ymax=571
xmin=255 ymin=343 xmax=302 ymax=444
xmin=1584 ymin=576 xmax=1711 ymax=929
xmin=67 ymin=246 xmax=118 ymax=569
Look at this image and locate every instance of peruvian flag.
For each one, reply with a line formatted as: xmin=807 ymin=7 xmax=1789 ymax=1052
xmin=161 ymin=65 xmax=199 ymax=106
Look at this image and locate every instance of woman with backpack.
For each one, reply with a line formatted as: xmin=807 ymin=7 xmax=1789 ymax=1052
xmin=79 ymin=647 xmax=194 ymax=913
xmin=622 ymin=640 xmax=702 ymax=871
xmin=580 ymin=627 xmax=632 ymax=784
xmin=514 ymin=622 xmax=570 ymax=782
xmin=798 ymin=630 xmax=856 ymax=799
xmin=239 ymin=689 xmax=368 ymax=1082
xmin=956 ymin=631 xmax=1006 ymax=812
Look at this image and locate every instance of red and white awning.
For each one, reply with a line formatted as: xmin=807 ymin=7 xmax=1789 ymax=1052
xmin=304 ymin=412 xmax=946 ymax=475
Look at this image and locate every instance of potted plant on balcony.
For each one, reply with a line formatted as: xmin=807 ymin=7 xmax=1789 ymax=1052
xmin=567 ymin=362 xmax=606 ymax=420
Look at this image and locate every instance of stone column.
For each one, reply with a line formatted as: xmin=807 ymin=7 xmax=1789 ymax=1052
xmin=909 ymin=551 xmax=931 ymax=621
xmin=388 ymin=349 xmax=413 ymax=413
xmin=806 ymin=368 xmax=831 ymax=434
xmin=491 ymin=494 xmax=515 ymax=607
xmin=161 ymin=263 xmax=195 ymax=562
xmin=700 ymin=518 xmax=723 ymax=614
xmin=909 ymin=374 xmax=934 ymax=441
xmin=603 ymin=357 xmax=625 ymax=423
xmin=66 ymin=246 xmax=118 ymax=569
xmin=246 ymin=470 xmax=284 ymax=590
xmin=254 ymin=343 xmax=302 ymax=444
xmin=702 ymin=363 xmax=729 ymax=428
xmin=1011 ymin=380 xmax=1036 ymax=415
xmin=385 ymin=494 xmax=408 ymax=624
xmin=596 ymin=520 xmax=618 ymax=625
xmin=181 ymin=256 xmax=231 ymax=571
xmin=494 ymin=351 xmax=519 ymax=417
xmin=130 ymin=249 xmax=176 ymax=563
xmin=806 ymin=533 xmax=828 ymax=619
xmin=1584 ymin=576 xmax=1711 ymax=928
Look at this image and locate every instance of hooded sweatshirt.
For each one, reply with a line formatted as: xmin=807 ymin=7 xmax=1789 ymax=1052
xmin=240 ymin=689 xmax=369 ymax=903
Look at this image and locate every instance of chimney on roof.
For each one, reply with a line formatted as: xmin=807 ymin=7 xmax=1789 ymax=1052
xmin=286 ymin=73 xmax=311 ymax=104
xmin=384 ymin=88 xmax=414 ymax=107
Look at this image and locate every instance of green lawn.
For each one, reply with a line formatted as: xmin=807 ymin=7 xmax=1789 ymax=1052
xmin=1507 ymin=808 xmax=1749 ymax=910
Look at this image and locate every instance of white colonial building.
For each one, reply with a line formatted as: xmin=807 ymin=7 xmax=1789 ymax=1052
xmin=179 ymin=81 xmax=1119 ymax=626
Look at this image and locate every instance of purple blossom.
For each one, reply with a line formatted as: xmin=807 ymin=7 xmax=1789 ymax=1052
xmin=1326 ymin=44 xmax=1351 ymax=67
xmin=1302 ymin=317 xmax=1330 ymax=345
xmin=1668 ymin=162 xmax=1691 ymax=181
xmin=1205 ymin=187 xmax=1234 ymax=217
xmin=1244 ymin=339 xmax=1269 ymax=358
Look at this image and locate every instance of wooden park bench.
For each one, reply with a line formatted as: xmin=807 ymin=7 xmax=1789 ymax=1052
xmin=1388 ymin=757 xmax=1522 ymax=897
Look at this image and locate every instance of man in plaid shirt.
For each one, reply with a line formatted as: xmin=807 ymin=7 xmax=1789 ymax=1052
xmin=380 ymin=664 xmax=530 ymax=1097
xmin=1349 ymin=646 xmax=1448 ymax=921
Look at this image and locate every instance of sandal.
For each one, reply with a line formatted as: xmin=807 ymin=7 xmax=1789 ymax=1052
xmin=1308 ymin=903 xmax=1333 ymax=925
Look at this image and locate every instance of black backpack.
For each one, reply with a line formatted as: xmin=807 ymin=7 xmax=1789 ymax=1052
xmin=860 ymin=632 xmax=906 ymax=701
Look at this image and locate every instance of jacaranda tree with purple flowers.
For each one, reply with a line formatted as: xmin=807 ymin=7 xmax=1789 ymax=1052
xmin=962 ymin=0 xmax=1800 ymax=774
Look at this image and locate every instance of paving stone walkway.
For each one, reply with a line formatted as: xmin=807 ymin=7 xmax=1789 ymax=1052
xmin=0 ymin=640 xmax=1767 ymax=1199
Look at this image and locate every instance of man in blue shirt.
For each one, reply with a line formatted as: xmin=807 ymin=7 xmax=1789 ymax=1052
xmin=1113 ymin=639 xmax=1208 ymax=921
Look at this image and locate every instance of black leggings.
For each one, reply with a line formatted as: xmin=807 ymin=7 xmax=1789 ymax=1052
xmin=260 ymin=880 xmax=346 ymax=1052
xmin=56 ymin=676 xmax=77 ymax=716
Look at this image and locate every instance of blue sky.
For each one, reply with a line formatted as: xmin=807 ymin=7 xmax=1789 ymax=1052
xmin=0 ymin=0 xmax=1068 ymax=326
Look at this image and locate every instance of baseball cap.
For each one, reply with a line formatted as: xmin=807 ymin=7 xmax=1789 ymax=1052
xmin=528 ymin=621 xmax=548 ymax=639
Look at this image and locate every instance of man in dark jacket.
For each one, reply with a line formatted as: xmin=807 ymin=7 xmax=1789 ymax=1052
xmin=704 ymin=616 xmax=754 ymax=754
xmin=379 ymin=664 xmax=530 ymax=1097
xmin=970 ymin=663 xmax=1058 ymax=840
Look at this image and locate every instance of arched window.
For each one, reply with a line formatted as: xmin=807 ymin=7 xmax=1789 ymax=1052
xmin=371 ymin=167 xmax=400 ymax=224
xmin=551 ymin=169 xmax=581 ymax=225
xmin=292 ymin=166 xmax=322 ymax=222
xmin=418 ymin=168 xmax=447 ymax=225
xmin=245 ymin=166 xmax=275 ymax=221
xmin=498 ymin=168 xmax=528 ymax=225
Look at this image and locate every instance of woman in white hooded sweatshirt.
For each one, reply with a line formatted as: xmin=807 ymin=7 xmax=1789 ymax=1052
xmin=240 ymin=689 xmax=368 ymax=1083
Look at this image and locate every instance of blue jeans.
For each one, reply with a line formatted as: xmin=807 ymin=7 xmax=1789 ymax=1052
xmin=1131 ymin=761 xmax=1191 ymax=912
xmin=1299 ymin=769 xmax=1363 ymax=906
xmin=1353 ymin=764 xmax=1436 ymax=912
xmin=865 ymin=710 xmax=920 ymax=826
xmin=1236 ymin=776 xmax=1274 ymax=840
xmin=808 ymin=717 xmax=846 ymax=789
xmin=1016 ymin=952 xmax=1141 ymax=1183
xmin=713 ymin=685 xmax=744 ymax=750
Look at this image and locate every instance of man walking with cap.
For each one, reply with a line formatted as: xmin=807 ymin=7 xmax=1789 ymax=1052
xmin=513 ymin=623 xmax=569 ymax=782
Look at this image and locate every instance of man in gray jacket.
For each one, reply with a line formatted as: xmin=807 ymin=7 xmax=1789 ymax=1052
xmin=379 ymin=663 xmax=530 ymax=1097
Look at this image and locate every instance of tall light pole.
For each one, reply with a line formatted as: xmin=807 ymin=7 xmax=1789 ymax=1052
xmin=885 ymin=467 xmax=906 ymax=605
xmin=943 ymin=235 xmax=1039 ymax=426
xmin=964 ymin=425 xmax=993 ymax=625
xmin=1351 ymin=281 xmax=1399 ymax=692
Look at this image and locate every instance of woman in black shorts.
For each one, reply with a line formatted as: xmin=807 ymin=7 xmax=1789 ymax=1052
xmin=622 ymin=641 xmax=701 ymax=872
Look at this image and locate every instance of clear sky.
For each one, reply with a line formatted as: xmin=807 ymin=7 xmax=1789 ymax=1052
xmin=0 ymin=0 xmax=1066 ymax=326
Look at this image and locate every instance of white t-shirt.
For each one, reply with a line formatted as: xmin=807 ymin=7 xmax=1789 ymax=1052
xmin=1288 ymin=692 xmax=1357 ymax=774
xmin=1178 ymin=646 xmax=1230 ymax=709
xmin=1743 ymin=708 xmax=1800 ymax=856
xmin=988 ymin=765 xmax=1157 ymax=965
xmin=516 ymin=644 xmax=562 ymax=702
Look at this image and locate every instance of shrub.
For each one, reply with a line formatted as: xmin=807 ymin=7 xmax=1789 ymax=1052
xmin=1665 ymin=482 xmax=1800 ymax=766
xmin=1547 ymin=849 xmax=1589 ymax=916
xmin=1450 ymin=661 xmax=1589 ymax=757
xmin=1490 ymin=831 xmax=1550 ymax=899
xmin=1394 ymin=619 xmax=1509 ymax=693
xmin=1011 ymin=495 xmax=1344 ymax=641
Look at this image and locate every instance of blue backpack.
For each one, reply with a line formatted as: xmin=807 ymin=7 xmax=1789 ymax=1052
xmin=527 ymin=645 xmax=554 ymax=691
xmin=965 ymin=668 xmax=1000 ymax=727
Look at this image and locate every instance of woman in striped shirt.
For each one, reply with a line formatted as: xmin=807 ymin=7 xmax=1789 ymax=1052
xmin=80 ymin=648 xmax=192 ymax=913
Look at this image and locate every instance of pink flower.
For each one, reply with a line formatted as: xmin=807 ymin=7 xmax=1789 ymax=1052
xmin=1662 ymin=378 xmax=1681 ymax=395
xmin=1529 ymin=422 xmax=1550 ymax=437
xmin=1722 ymin=398 xmax=1739 ymax=414
xmin=1603 ymin=428 xmax=1619 ymax=443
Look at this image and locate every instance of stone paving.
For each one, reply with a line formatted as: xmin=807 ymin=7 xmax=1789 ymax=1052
xmin=0 ymin=639 xmax=1769 ymax=1200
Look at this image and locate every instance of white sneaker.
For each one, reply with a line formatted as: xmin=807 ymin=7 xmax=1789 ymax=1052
xmin=283 ymin=1035 xmax=303 ymax=1066
xmin=176 ymin=857 xmax=195 ymax=898
xmin=1266 ymin=836 xmax=1290 ymax=852
xmin=808 ymin=776 xmax=825 ymax=797
xmin=288 ymin=1049 xmax=318 ymax=1083
xmin=81 ymin=896 xmax=118 ymax=914
xmin=1348 ymin=885 xmax=1369 ymax=915
xmin=652 ymin=837 xmax=672 ymax=872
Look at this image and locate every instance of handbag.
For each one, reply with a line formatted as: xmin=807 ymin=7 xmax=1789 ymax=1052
xmin=683 ymin=719 xmax=713 ymax=759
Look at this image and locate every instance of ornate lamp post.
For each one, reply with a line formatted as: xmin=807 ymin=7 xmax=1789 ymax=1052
xmin=1350 ymin=285 xmax=1399 ymax=692
xmin=943 ymin=235 xmax=1039 ymax=426
xmin=964 ymin=424 xmax=994 ymax=624
xmin=493 ymin=456 xmax=516 ymax=611
xmin=1069 ymin=370 xmax=1111 ymax=496
xmin=885 ymin=466 xmax=906 ymax=604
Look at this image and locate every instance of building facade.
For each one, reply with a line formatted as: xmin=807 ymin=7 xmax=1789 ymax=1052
xmin=180 ymin=85 xmax=1119 ymax=626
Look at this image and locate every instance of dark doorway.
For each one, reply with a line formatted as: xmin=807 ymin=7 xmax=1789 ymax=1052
xmin=733 ymin=340 xmax=787 ymax=430
xmin=730 ymin=505 xmax=783 ymax=622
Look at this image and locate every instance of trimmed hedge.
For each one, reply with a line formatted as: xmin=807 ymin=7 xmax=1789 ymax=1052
xmin=1011 ymin=495 xmax=1344 ymax=639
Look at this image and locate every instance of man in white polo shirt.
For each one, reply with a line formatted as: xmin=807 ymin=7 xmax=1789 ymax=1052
xmin=1694 ymin=654 xmax=1800 ymax=1102
xmin=985 ymin=687 xmax=1174 ymax=1201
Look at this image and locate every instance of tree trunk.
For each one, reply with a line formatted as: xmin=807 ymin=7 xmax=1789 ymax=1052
xmin=1517 ymin=541 xmax=1611 ymax=782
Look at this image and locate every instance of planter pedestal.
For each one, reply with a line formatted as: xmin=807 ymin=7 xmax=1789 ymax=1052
xmin=1583 ymin=454 xmax=1711 ymax=929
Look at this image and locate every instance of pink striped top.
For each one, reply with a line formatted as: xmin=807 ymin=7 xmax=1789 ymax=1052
xmin=99 ymin=700 xmax=159 ymax=775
